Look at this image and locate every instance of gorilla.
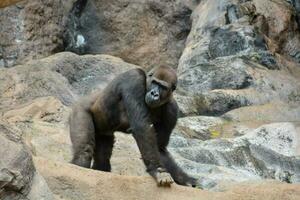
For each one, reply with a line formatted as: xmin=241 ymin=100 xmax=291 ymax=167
xmin=69 ymin=66 xmax=197 ymax=187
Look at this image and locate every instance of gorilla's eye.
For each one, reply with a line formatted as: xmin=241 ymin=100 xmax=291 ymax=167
xmin=153 ymin=81 xmax=168 ymax=91
xmin=151 ymin=80 xmax=158 ymax=85
xmin=152 ymin=79 xmax=171 ymax=91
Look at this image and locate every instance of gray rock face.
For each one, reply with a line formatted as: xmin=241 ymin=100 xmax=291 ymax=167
xmin=176 ymin=116 xmax=225 ymax=140
xmin=209 ymin=29 xmax=248 ymax=59
xmin=169 ymin=123 xmax=300 ymax=188
xmin=0 ymin=52 xmax=136 ymax=110
xmin=177 ymin=0 xmax=300 ymax=115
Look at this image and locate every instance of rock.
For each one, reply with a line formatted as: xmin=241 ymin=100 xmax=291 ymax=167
xmin=178 ymin=56 xmax=300 ymax=115
xmin=1 ymin=0 xmax=193 ymax=69
xmin=34 ymin=157 xmax=204 ymax=200
xmin=0 ymin=123 xmax=34 ymax=199
xmin=223 ymin=101 xmax=300 ymax=123
xmin=45 ymin=52 xmax=136 ymax=95
xmin=3 ymin=96 xmax=73 ymax=163
xmin=27 ymin=172 xmax=54 ymax=200
xmin=0 ymin=52 xmax=136 ymax=110
xmin=0 ymin=52 xmax=146 ymax=179
xmin=0 ymin=123 xmax=53 ymax=200
xmin=3 ymin=96 xmax=70 ymax=124
xmin=169 ymin=123 xmax=300 ymax=187
xmin=213 ymin=180 xmax=300 ymax=199
xmin=1 ymin=53 xmax=299 ymax=189
xmin=177 ymin=115 xmax=258 ymax=139
xmin=34 ymin=157 xmax=300 ymax=200
xmin=177 ymin=0 xmax=300 ymax=115
xmin=64 ymin=0 xmax=192 ymax=69
xmin=175 ymin=116 xmax=225 ymax=140
xmin=1 ymin=0 xmax=300 ymax=199
xmin=1 ymin=95 xmax=147 ymax=176
xmin=174 ymin=94 xmax=198 ymax=117
xmin=0 ymin=0 xmax=75 ymax=67
xmin=241 ymin=123 xmax=298 ymax=157
xmin=253 ymin=0 xmax=298 ymax=57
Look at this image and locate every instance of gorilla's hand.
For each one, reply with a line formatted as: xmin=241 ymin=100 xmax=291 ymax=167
xmin=154 ymin=169 xmax=174 ymax=187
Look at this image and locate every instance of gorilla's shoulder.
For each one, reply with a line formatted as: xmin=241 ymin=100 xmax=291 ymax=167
xmin=115 ymin=68 xmax=147 ymax=92
xmin=124 ymin=68 xmax=146 ymax=77
xmin=119 ymin=68 xmax=147 ymax=83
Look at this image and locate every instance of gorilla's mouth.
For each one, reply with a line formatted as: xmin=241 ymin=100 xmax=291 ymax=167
xmin=145 ymin=93 xmax=160 ymax=108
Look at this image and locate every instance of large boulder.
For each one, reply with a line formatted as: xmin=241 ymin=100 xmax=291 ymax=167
xmin=177 ymin=0 xmax=300 ymax=115
xmin=0 ymin=0 xmax=75 ymax=67
xmin=0 ymin=0 xmax=195 ymax=69
xmin=175 ymin=116 xmax=225 ymax=140
xmin=63 ymin=0 xmax=193 ymax=69
xmin=0 ymin=52 xmax=136 ymax=111
xmin=0 ymin=123 xmax=53 ymax=200
xmin=0 ymin=52 xmax=146 ymax=178
xmin=170 ymin=122 xmax=300 ymax=188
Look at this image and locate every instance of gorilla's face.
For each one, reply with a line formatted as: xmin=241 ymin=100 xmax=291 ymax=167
xmin=145 ymin=66 xmax=177 ymax=108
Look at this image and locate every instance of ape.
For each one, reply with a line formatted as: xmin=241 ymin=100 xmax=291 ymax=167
xmin=69 ymin=66 xmax=197 ymax=187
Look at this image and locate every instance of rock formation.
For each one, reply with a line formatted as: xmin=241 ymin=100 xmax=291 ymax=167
xmin=1 ymin=0 xmax=300 ymax=199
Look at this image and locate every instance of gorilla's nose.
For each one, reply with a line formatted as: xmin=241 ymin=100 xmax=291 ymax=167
xmin=151 ymin=90 xmax=159 ymax=100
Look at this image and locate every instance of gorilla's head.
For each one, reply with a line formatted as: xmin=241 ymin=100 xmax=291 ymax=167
xmin=145 ymin=66 xmax=177 ymax=108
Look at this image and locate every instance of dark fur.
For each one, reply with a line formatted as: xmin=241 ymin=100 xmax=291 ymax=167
xmin=69 ymin=67 xmax=196 ymax=186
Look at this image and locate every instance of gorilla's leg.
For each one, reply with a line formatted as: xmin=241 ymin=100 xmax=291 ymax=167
xmin=92 ymin=134 xmax=114 ymax=171
xmin=69 ymin=104 xmax=95 ymax=168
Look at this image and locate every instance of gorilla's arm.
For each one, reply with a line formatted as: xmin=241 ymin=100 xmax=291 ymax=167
xmin=125 ymin=97 xmax=162 ymax=172
xmin=156 ymin=100 xmax=198 ymax=187
xmin=120 ymin=71 xmax=173 ymax=185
